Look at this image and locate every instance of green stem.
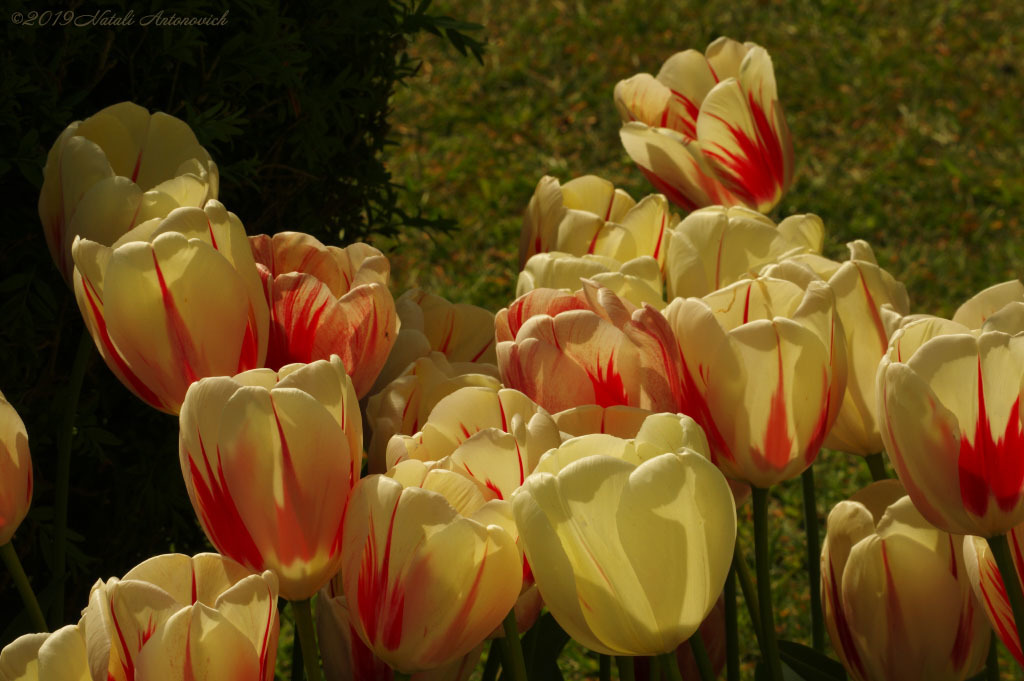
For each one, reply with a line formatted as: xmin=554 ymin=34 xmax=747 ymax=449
xmin=616 ymin=656 xmax=636 ymax=681
xmin=1 ymin=542 xmax=48 ymax=632
xmin=801 ymin=466 xmax=825 ymax=652
xmin=988 ymin=533 xmax=1024 ymax=667
xmin=497 ymin=608 xmax=527 ymax=681
xmin=291 ymin=599 xmax=322 ymax=681
xmin=865 ymin=453 xmax=888 ymax=482
xmin=725 ymin=567 xmax=739 ymax=681
xmin=51 ymin=330 xmax=93 ymax=628
xmin=986 ymin=633 xmax=999 ymax=681
xmin=658 ymin=652 xmax=682 ymax=681
xmin=650 ymin=655 xmax=663 ymax=681
xmin=689 ymin=633 xmax=714 ymax=681
xmin=481 ymin=638 xmax=501 ymax=681
xmin=752 ymin=486 xmax=784 ymax=681
xmin=600 ymin=654 xmax=612 ymax=681
xmin=734 ymin=539 xmax=763 ymax=649
xmin=392 ymin=673 xmax=411 ymax=681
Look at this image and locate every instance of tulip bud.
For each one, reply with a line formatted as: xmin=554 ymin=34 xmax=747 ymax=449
xmin=822 ymin=480 xmax=989 ymax=681
xmin=0 ymin=392 xmax=31 ymax=546
xmin=40 ymin=101 xmax=218 ymax=282
xmin=179 ymin=356 xmax=360 ymax=600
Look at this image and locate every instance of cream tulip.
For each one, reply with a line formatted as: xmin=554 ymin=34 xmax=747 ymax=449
xmin=964 ymin=524 xmax=1024 ymax=667
xmin=178 ymin=356 xmax=360 ymax=600
xmin=517 ymin=252 xmax=665 ymax=308
xmin=40 ymin=102 xmax=218 ymax=282
xmin=0 ymin=623 xmax=91 ymax=681
xmin=72 ymin=200 xmax=269 ymax=414
xmin=822 ymin=481 xmax=989 ymax=681
xmin=0 ymin=392 xmax=31 ymax=546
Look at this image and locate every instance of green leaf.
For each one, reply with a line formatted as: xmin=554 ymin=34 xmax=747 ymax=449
xmin=755 ymin=660 xmax=806 ymax=681
xmin=777 ymin=641 xmax=848 ymax=681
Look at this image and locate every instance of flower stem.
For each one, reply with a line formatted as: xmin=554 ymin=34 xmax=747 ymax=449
xmin=986 ymin=634 xmax=999 ymax=681
xmin=600 ymin=654 xmax=612 ymax=681
xmin=801 ymin=466 xmax=824 ymax=651
xmin=988 ymin=533 xmax=1024 ymax=666
xmin=616 ymin=656 xmax=636 ymax=681
xmin=658 ymin=652 xmax=682 ymax=681
xmin=51 ymin=330 xmax=93 ymax=628
xmin=689 ymin=632 xmax=714 ymax=681
xmin=498 ymin=607 xmax=527 ymax=681
xmin=725 ymin=567 xmax=739 ymax=681
xmin=734 ymin=539 xmax=763 ymax=648
xmin=1 ymin=542 xmax=48 ymax=632
xmin=865 ymin=453 xmax=888 ymax=482
xmin=752 ymin=486 xmax=784 ymax=681
xmin=291 ymin=598 xmax=322 ymax=681
xmin=481 ymin=638 xmax=501 ymax=681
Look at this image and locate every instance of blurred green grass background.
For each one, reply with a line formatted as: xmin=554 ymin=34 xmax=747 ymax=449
xmin=374 ymin=0 xmax=1024 ymax=679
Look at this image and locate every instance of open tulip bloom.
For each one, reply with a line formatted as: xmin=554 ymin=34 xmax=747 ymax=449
xmin=615 ymin=37 xmax=793 ymax=213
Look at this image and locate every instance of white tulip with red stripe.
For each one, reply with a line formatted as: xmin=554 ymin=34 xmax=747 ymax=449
xmin=0 ymin=623 xmax=91 ymax=681
xmin=964 ymin=524 xmax=1024 ymax=669
xmin=0 ymin=392 xmax=31 ymax=546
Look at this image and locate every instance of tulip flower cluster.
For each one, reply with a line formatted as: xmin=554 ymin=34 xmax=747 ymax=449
xmin=4 ymin=26 xmax=1024 ymax=681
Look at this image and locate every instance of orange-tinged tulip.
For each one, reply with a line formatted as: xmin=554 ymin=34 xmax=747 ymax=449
xmin=666 ymin=268 xmax=847 ymax=487
xmin=877 ymin=304 xmax=1024 ymax=537
xmin=785 ymin=241 xmax=910 ymax=455
xmin=518 ymin=252 xmax=665 ymax=309
xmin=40 ymin=102 xmax=218 ymax=282
xmin=965 ymin=524 xmax=1024 ymax=668
xmin=0 ymin=623 xmax=91 ymax=681
xmin=179 ymin=356 xmax=360 ymax=600
xmin=341 ymin=465 xmax=522 ymax=673
xmin=370 ymin=289 xmax=497 ymax=396
xmin=512 ymin=440 xmax=736 ymax=655
xmin=616 ymin=38 xmax=793 ymax=213
xmin=317 ymin=579 xmax=483 ymax=681
xmin=496 ymin=282 xmax=683 ymax=413
xmin=72 ymin=200 xmax=269 ymax=414
xmin=519 ymin=175 xmax=677 ymax=270
xmin=0 ymin=392 xmax=31 ymax=546
xmin=664 ymin=206 xmax=823 ymax=300
xmin=84 ymin=552 xmax=279 ymax=681
xmin=250 ymin=232 xmax=397 ymax=397
xmin=822 ymin=480 xmax=989 ymax=681
xmin=365 ymin=352 xmax=501 ymax=474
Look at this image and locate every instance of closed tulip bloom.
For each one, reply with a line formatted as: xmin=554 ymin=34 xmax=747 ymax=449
xmin=0 ymin=623 xmax=91 ymax=681
xmin=365 ymin=352 xmax=501 ymax=474
xmin=964 ymin=524 xmax=1024 ymax=667
xmin=666 ymin=268 xmax=847 ymax=487
xmin=84 ymin=552 xmax=279 ymax=681
xmin=179 ymin=356 xmax=360 ymax=600
xmin=518 ymin=252 xmax=665 ymax=309
xmin=877 ymin=304 xmax=1024 ymax=537
xmin=784 ymin=241 xmax=910 ymax=455
xmin=39 ymin=102 xmax=218 ymax=282
xmin=664 ymin=206 xmax=823 ymax=300
xmin=316 ymin=579 xmax=483 ymax=681
xmin=0 ymin=392 xmax=31 ymax=546
xmin=72 ymin=200 xmax=269 ymax=414
xmin=496 ymin=282 xmax=683 ymax=413
xmin=822 ymin=480 xmax=989 ymax=681
xmin=341 ymin=464 xmax=522 ymax=672
xmin=512 ymin=439 xmax=736 ymax=655
xmin=952 ymin=280 xmax=1024 ymax=329
xmin=615 ymin=38 xmax=793 ymax=213
xmin=250 ymin=232 xmax=397 ymax=397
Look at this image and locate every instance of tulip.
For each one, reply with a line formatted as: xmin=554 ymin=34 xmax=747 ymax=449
xmin=365 ymin=352 xmax=501 ymax=474
xmin=518 ymin=252 xmax=665 ymax=308
xmin=552 ymin=404 xmax=654 ymax=439
xmin=822 ymin=480 xmax=990 ymax=681
xmin=179 ymin=356 xmax=360 ymax=600
xmin=250 ymin=232 xmax=397 ymax=397
xmin=0 ymin=392 xmax=31 ymax=546
xmin=952 ymin=279 xmax=1024 ymax=329
xmin=0 ymin=623 xmax=91 ymax=681
xmin=370 ymin=289 xmax=497 ymax=395
xmin=615 ymin=37 xmax=793 ymax=213
xmin=40 ymin=101 xmax=218 ymax=282
xmin=876 ymin=305 xmax=1024 ymax=537
xmin=72 ymin=200 xmax=269 ymax=414
xmin=496 ymin=282 xmax=683 ymax=413
xmin=341 ymin=464 xmax=522 ymax=672
xmin=83 ymin=552 xmax=280 ymax=681
xmin=632 ymin=597 xmax=727 ymax=681
xmin=783 ymin=240 xmax=910 ymax=456
xmin=317 ymin=578 xmax=483 ymax=681
xmin=965 ymin=524 xmax=1024 ymax=668
xmin=664 ymin=206 xmax=823 ymax=300
xmin=512 ymin=436 xmax=736 ymax=655
xmin=666 ymin=267 xmax=847 ymax=487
